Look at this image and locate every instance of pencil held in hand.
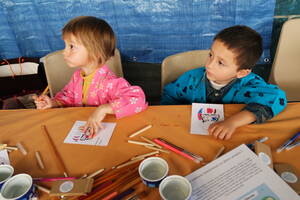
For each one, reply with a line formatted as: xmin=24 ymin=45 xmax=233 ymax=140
xmin=41 ymin=85 xmax=49 ymax=96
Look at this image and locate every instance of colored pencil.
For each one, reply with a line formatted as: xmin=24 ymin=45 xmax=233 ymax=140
xmin=41 ymin=85 xmax=49 ymax=96
xmin=213 ymin=146 xmax=225 ymax=160
xmin=41 ymin=125 xmax=69 ymax=177
xmin=276 ymin=132 xmax=300 ymax=153
xmin=154 ymin=138 xmax=203 ymax=163
xmin=131 ymin=151 xmax=159 ymax=160
xmin=82 ymin=169 xmax=139 ymax=200
xmin=140 ymin=136 xmax=162 ymax=148
xmin=145 ymin=145 xmax=170 ymax=153
xmin=87 ymin=168 xmax=105 ymax=179
xmin=247 ymin=137 xmax=269 ymax=149
xmin=112 ymin=188 xmax=135 ymax=200
xmin=116 ymin=157 xmax=144 ymax=169
xmin=93 ymin=162 xmax=140 ymax=187
xmin=128 ymin=125 xmax=152 ymax=138
xmin=34 ymin=184 xmax=50 ymax=194
xmin=286 ymin=140 xmax=300 ymax=150
xmin=35 ymin=151 xmax=45 ymax=170
xmin=33 ymin=177 xmax=76 ymax=182
xmin=3 ymin=146 xmax=18 ymax=151
xmin=16 ymin=142 xmax=27 ymax=155
xmin=128 ymin=140 xmax=154 ymax=147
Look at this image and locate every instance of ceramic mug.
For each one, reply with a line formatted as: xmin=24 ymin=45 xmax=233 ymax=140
xmin=0 ymin=174 xmax=35 ymax=200
xmin=138 ymin=157 xmax=169 ymax=187
xmin=159 ymin=175 xmax=192 ymax=200
xmin=0 ymin=165 xmax=14 ymax=190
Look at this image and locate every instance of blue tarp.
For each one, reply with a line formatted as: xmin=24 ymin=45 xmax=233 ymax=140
xmin=0 ymin=0 xmax=275 ymax=63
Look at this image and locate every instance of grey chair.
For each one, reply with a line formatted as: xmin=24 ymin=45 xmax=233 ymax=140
xmin=161 ymin=50 xmax=209 ymax=92
xmin=269 ymin=18 xmax=300 ymax=101
xmin=44 ymin=49 xmax=123 ymax=97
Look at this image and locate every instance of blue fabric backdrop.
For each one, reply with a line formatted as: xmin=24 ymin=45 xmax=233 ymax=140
xmin=0 ymin=0 xmax=275 ymax=63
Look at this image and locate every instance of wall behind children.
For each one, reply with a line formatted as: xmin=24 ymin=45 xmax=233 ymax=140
xmin=0 ymin=0 xmax=276 ymax=64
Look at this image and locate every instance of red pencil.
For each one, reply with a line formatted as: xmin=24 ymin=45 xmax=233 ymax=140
xmin=153 ymin=138 xmax=201 ymax=163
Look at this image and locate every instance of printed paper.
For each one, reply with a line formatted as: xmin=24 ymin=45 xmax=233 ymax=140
xmin=186 ymin=144 xmax=300 ymax=200
xmin=64 ymin=121 xmax=116 ymax=146
xmin=190 ymin=103 xmax=224 ymax=135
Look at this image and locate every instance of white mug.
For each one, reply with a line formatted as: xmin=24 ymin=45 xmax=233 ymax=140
xmin=0 ymin=174 xmax=35 ymax=200
xmin=159 ymin=175 xmax=192 ymax=200
xmin=0 ymin=165 xmax=14 ymax=190
xmin=138 ymin=157 xmax=169 ymax=187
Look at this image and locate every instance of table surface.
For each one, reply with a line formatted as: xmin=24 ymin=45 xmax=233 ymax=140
xmin=1 ymin=103 xmax=300 ymax=199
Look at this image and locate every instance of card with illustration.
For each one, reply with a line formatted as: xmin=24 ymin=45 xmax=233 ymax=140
xmin=190 ymin=103 xmax=224 ymax=135
xmin=64 ymin=121 xmax=116 ymax=146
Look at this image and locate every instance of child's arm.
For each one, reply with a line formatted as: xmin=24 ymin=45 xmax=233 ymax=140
xmin=107 ymin=78 xmax=148 ymax=119
xmin=83 ymin=104 xmax=114 ymax=137
xmin=208 ymin=110 xmax=256 ymax=140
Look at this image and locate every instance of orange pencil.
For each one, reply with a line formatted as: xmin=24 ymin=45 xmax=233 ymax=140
xmin=41 ymin=125 xmax=68 ymax=177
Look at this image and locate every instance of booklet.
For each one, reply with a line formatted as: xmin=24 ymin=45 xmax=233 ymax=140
xmin=190 ymin=103 xmax=224 ymax=135
xmin=64 ymin=121 xmax=116 ymax=146
xmin=186 ymin=144 xmax=300 ymax=200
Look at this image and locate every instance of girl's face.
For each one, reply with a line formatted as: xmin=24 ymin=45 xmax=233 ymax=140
xmin=205 ymin=39 xmax=250 ymax=85
xmin=63 ymin=34 xmax=93 ymax=69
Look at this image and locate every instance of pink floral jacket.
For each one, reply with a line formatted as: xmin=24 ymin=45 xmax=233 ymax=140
xmin=55 ymin=65 xmax=148 ymax=118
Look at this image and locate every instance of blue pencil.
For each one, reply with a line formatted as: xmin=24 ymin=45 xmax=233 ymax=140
xmin=276 ymin=132 xmax=300 ymax=153
xmin=286 ymin=140 xmax=300 ymax=150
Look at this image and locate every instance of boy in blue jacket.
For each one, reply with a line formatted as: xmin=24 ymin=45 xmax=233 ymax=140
xmin=161 ymin=25 xmax=287 ymax=140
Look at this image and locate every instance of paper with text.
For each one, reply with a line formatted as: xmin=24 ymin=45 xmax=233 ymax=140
xmin=190 ymin=103 xmax=224 ymax=135
xmin=0 ymin=150 xmax=10 ymax=165
xmin=64 ymin=121 xmax=116 ymax=146
xmin=186 ymin=144 xmax=300 ymax=200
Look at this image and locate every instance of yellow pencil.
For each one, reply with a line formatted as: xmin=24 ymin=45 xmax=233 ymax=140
xmin=41 ymin=85 xmax=49 ymax=96
xmin=128 ymin=125 xmax=152 ymax=138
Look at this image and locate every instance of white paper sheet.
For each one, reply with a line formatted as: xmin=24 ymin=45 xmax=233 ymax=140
xmin=190 ymin=103 xmax=224 ymax=135
xmin=186 ymin=144 xmax=300 ymax=200
xmin=0 ymin=150 xmax=10 ymax=165
xmin=64 ymin=121 xmax=116 ymax=146
xmin=0 ymin=62 xmax=39 ymax=77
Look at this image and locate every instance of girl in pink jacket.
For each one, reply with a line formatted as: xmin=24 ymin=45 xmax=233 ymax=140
xmin=34 ymin=16 xmax=148 ymax=136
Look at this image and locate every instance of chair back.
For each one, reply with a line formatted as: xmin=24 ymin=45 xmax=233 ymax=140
xmin=269 ymin=18 xmax=300 ymax=101
xmin=44 ymin=48 xmax=123 ymax=97
xmin=161 ymin=50 xmax=209 ymax=91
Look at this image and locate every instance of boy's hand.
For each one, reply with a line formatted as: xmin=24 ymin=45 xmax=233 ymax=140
xmin=83 ymin=104 xmax=114 ymax=138
xmin=208 ymin=110 xmax=257 ymax=140
xmin=32 ymin=95 xmax=53 ymax=109
xmin=208 ymin=120 xmax=237 ymax=140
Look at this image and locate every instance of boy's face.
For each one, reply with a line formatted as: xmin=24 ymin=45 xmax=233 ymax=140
xmin=205 ymin=39 xmax=250 ymax=85
xmin=63 ymin=34 xmax=91 ymax=68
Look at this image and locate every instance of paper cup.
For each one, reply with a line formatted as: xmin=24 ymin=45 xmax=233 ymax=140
xmin=0 ymin=165 xmax=14 ymax=189
xmin=0 ymin=174 xmax=35 ymax=200
xmin=159 ymin=175 xmax=192 ymax=200
xmin=138 ymin=157 xmax=169 ymax=187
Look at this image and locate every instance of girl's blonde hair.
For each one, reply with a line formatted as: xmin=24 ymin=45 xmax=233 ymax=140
xmin=62 ymin=16 xmax=116 ymax=65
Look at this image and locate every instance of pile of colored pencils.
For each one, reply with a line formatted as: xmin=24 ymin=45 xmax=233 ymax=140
xmin=69 ymin=161 xmax=143 ymax=200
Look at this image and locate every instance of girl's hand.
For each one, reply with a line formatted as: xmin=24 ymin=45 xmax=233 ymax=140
xmin=83 ymin=104 xmax=114 ymax=138
xmin=208 ymin=120 xmax=237 ymax=140
xmin=32 ymin=95 xmax=53 ymax=109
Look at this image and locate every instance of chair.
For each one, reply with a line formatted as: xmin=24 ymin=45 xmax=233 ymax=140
xmin=269 ymin=18 xmax=300 ymax=101
xmin=161 ymin=50 xmax=209 ymax=92
xmin=44 ymin=48 xmax=123 ymax=97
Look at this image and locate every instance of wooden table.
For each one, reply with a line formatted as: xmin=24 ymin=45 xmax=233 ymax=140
xmin=1 ymin=103 xmax=300 ymax=199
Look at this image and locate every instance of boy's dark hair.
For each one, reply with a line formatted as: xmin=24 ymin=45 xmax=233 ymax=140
xmin=213 ymin=25 xmax=262 ymax=70
xmin=62 ymin=16 xmax=115 ymax=65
